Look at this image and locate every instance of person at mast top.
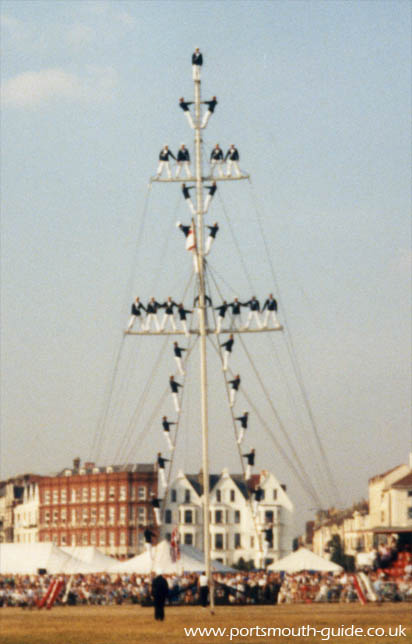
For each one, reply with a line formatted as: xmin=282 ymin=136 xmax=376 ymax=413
xmin=228 ymin=373 xmax=241 ymax=407
xmin=210 ymin=144 xmax=224 ymax=177
xmin=176 ymin=144 xmax=192 ymax=179
xmin=205 ymin=222 xmax=219 ymax=256
xmin=221 ymin=333 xmax=234 ymax=371
xmin=162 ymin=416 xmax=175 ymax=451
xmin=173 ymin=341 xmax=186 ymax=376
xmin=182 ymin=184 xmax=195 ymax=214
xmin=157 ymin=145 xmax=176 ymax=179
xmin=176 ymin=221 xmax=191 ymax=238
xmin=179 ymin=97 xmax=194 ymax=128
xmin=204 ymin=181 xmax=217 ymax=212
xmin=201 ymin=96 xmax=218 ymax=128
xmin=169 ymin=375 xmax=182 ymax=412
xmin=243 ymin=296 xmax=262 ymax=330
xmin=145 ymin=297 xmax=162 ymax=331
xmin=262 ymin=293 xmax=280 ymax=328
xmin=192 ymin=47 xmax=203 ymax=81
xmin=242 ymin=448 xmax=255 ymax=480
xmin=127 ymin=296 xmax=146 ymax=332
xmin=214 ymin=300 xmax=228 ymax=334
xmin=160 ymin=297 xmax=178 ymax=332
xmin=225 ymin=144 xmax=241 ymax=177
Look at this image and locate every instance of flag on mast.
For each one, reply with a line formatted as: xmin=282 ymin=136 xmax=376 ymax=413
xmin=170 ymin=526 xmax=181 ymax=562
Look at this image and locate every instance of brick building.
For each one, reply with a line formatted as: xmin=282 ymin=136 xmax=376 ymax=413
xmin=38 ymin=459 xmax=157 ymax=558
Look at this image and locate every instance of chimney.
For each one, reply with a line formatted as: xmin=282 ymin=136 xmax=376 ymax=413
xmin=198 ymin=468 xmax=204 ymax=490
xmin=281 ymin=484 xmax=287 ymax=492
xmin=73 ymin=457 xmax=81 ymax=471
xmin=84 ymin=462 xmax=95 ymax=471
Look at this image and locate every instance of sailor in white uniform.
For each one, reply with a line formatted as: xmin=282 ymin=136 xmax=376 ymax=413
xmin=145 ymin=297 xmax=162 ymax=331
xmin=201 ymin=96 xmax=217 ymax=128
xmin=160 ymin=297 xmax=178 ymax=331
xmin=177 ymin=303 xmax=193 ymax=336
xmin=157 ymin=453 xmax=170 ymax=490
xmin=173 ymin=341 xmax=186 ymax=375
xmin=221 ymin=334 xmax=234 ymax=371
xmin=127 ymin=297 xmax=146 ymax=331
xmin=214 ymin=301 xmax=228 ymax=334
xmin=210 ymin=144 xmax=224 ymax=177
xmin=204 ymin=182 xmax=217 ymax=213
xmin=192 ymin=48 xmax=203 ymax=81
xmin=235 ymin=411 xmax=249 ymax=445
xmin=162 ymin=416 xmax=175 ymax=451
xmin=262 ymin=294 xmax=280 ymax=328
xmin=225 ymin=144 xmax=241 ymax=177
xmin=205 ymin=222 xmax=219 ymax=255
xmin=242 ymin=448 xmax=255 ymax=481
xmin=175 ymin=144 xmax=192 ymax=178
xmin=244 ymin=296 xmax=262 ymax=329
xmin=179 ymin=97 xmax=194 ymax=128
xmin=169 ymin=375 xmax=182 ymax=412
xmin=151 ymin=495 xmax=163 ymax=526
xmin=182 ymin=184 xmax=195 ymax=214
xmin=157 ymin=145 xmax=176 ymax=179
xmin=228 ymin=374 xmax=241 ymax=407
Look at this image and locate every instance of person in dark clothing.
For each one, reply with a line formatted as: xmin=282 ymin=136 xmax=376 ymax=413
xmin=201 ymin=96 xmax=218 ymax=127
xmin=221 ymin=334 xmax=234 ymax=371
xmin=214 ymin=300 xmax=228 ymax=334
xmin=242 ymin=448 xmax=255 ymax=480
xmin=177 ymin=303 xmax=193 ymax=336
xmin=192 ymin=48 xmax=203 ymax=81
xmin=182 ymin=183 xmax=195 ymax=214
xmin=224 ymin=144 xmax=241 ymax=177
xmin=205 ymin=222 xmax=219 ymax=255
xmin=169 ymin=375 xmax=182 ymax=412
xmin=145 ymin=297 xmax=162 ymax=331
xmin=228 ymin=297 xmax=243 ymax=326
xmin=179 ymin=97 xmax=194 ymax=128
xmin=235 ymin=411 xmax=249 ymax=444
xmin=176 ymin=144 xmax=192 ymax=178
xmin=162 ymin=416 xmax=175 ymax=451
xmin=173 ymin=341 xmax=186 ymax=375
xmin=160 ymin=297 xmax=178 ymax=331
xmin=127 ymin=296 xmax=146 ymax=331
xmin=144 ymin=527 xmax=156 ymax=555
xmin=204 ymin=181 xmax=217 ymax=212
xmin=152 ymin=574 xmax=169 ymax=621
xmin=243 ymin=296 xmax=262 ymax=330
xmin=151 ymin=495 xmax=163 ymax=526
xmin=262 ymin=293 xmax=280 ymax=328
xmin=228 ymin=374 xmax=241 ymax=407
xmin=210 ymin=144 xmax=224 ymax=177
xmin=176 ymin=221 xmax=191 ymax=238
xmin=252 ymin=485 xmax=264 ymax=515
xmin=157 ymin=453 xmax=170 ymax=489
xmin=157 ymin=145 xmax=176 ymax=178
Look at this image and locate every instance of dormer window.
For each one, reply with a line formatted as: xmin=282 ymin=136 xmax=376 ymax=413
xmin=216 ymin=490 xmax=221 ymax=503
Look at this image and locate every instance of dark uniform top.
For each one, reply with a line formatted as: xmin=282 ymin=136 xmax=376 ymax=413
xmin=144 ymin=528 xmax=155 ymax=543
xmin=192 ymin=51 xmax=203 ymax=66
xmin=236 ymin=413 xmax=249 ymax=429
xmin=204 ymin=98 xmax=217 ymax=113
xmin=179 ymin=99 xmax=193 ymax=112
xmin=177 ymin=148 xmax=190 ymax=162
xmin=244 ymin=298 xmax=260 ymax=312
xmin=243 ymin=450 xmax=255 ymax=466
xmin=162 ymin=418 xmax=176 ymax=432
xmin=228 ymin=300 xmax=242 ymax=315
xmin=207 ymin=223 xmax=219 ymax=238
xmin=178 ymin=223 xmax=191 ymax=237
xmin=159 ymin=148 xmax=176 ymax=161
xmin=146 ymin=300 xmax=162 ymax=314
xmin=214 ymin=302 xmax=228 ymax=318
xmin=177 ymin=305 xmax=192 ymax=320
xmin=229 ymin=375 xmax=241 ymax=390
xmin=221 ymin=337 xmax=234 ymax=353
xmin=163 ymin=300 xmax=178 ymax=314
xmin=131 ymin=300 xmax=146 ymax=316
xmin=225 ymin=146 xmax=239 ymax=161
xmin=182 ymin=185 xmax=194 ymax=199
xmin=205 ymin=183 xmax=217 ymax=196
xmin=173 ymin=345 xmax=186 ymax=358
xmin=157 ymin=455 xmax=169 ymax=469
xmin=262 ymin=297 xmax=278 ymax=312
xmin=169 ymin=379 xmax=182 ymax=394
xmin=210 ymin=147 xmax=223 ymax=161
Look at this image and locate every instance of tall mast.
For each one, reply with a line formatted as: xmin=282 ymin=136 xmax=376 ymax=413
xmin=193 ymin=71 xmax=214 ymax=611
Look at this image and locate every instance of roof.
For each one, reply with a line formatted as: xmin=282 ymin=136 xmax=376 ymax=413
xmin=392 ymin=471 xmax=412 ymax=489
xmin=369 ymin=464 xmax=405 ymax=483
xmin=185 ymin=473 xmax=255 ymax=500
xmin=55 ymin=463 xmax=156 ymax=477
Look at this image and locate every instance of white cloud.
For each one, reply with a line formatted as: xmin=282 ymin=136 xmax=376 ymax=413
xmin=1 ymin=67 xmax=117 ymax=108
xmin=66 ymin=24 xmax=96 ymax=50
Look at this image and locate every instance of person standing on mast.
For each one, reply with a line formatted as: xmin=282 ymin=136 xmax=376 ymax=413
xmin=228 ymin=297 xmax=243 ymax=327
xmin=177 ymin=302 xmax=193 ymax=336
xmin=244 ymin=296 xmax=262 ymax=329
xmin=235 ymin=411 xmax=249 ymax=444
xmin=157 ymin=145 xmax=176 ymax=179
xmin=160 ymin=296 xmax=178 ymax=331
xmin=205 ymin=222 xmax=219 ymax=255
xmin=242 ymin=448 xmax=255 ymax=481
xmin=262 ymin=293 xmax=280 ymax=328
xmin=225 ymin=144 xmax=241 ymax=177
xmin=127 ymin=296 xmax=146 ymax=332
xmin=192 ymin=47 xmax=203 ymax=81
xmin=201 ymin=96 xmax=218 ymax=128
xmin=175 ymin=144 xmax=192 ymax=178
xmin=145 ymin=297 xmax=162 ymax=331
xmin=220 ymin=333 xmax=234 ymax=371
xmin=157 ymin=452 xmax=170 ymax=489
xmin=252 ymin=485 xmax=264 ymax=516
xmin=162 ymin=416 xmax=175 ymax=451
xmin=210 ymin=144 xmax=224 ymax=177
xmin=214 ymin=300 xmax=228 ymax=334
xmin=179 ymin=97 xmax=194 ymax=128
xmin=173 ymin=341 xmax=186 ymax=375
xmin=169 ymin=375 xmax=182 ymax=412
xmin=150 ymin=494 xmax=163 ymax=526
xmin=203 ymin=181 xmax=217 ymax=213
xmin=182 ymin=184 xmax=196 ymax=214
xmin=228 ymin=373 xmax=241 ymax=407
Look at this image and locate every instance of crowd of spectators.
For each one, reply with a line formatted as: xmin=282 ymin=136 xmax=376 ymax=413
xmin=0 ymin=567 xmax=412 ymax=608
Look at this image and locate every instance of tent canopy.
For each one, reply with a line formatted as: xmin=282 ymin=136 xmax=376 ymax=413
xmin=109 ymin=540 xmax=235 ymax=574
xmin=0 ymin=543 xmax=106 ymax=575
xmin=60 ymin=546 xmax=116 ymax=570
xmin=268 ymin=547 xmax=343 ymax=573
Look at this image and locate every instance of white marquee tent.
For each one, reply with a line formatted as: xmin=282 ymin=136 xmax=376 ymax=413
xmin=109 ymin=540 xmax=235 ymax=574
xmin=268 ymin=547 xmax=343 ymax=573
xmin=60 ymin=546 xmax=117 ymax=571
xmin=0 ymin=543 xmax=110 ymax=575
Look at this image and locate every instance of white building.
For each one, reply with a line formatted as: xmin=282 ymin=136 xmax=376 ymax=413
xmin=14 ymin=481 xmax=40 ymax=545
xmin=162 ymin=468 xmax=294 ymax=567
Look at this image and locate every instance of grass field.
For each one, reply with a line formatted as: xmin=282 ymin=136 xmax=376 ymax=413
xmin=1 ymin=603 xmax=411 ymax=644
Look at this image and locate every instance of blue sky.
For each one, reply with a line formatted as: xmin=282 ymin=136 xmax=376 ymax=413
xmin=1 ymin=1 xmax=411 ymax=531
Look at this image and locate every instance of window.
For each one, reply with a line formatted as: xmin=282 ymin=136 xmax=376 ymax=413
xmin=82 ymin=508 xmax=88 ymax=523
xmin=91 ymin=531 xmax=96 ymax=545
xmin=273 ymin=489 xmax=277 ymax=500
xmin=109 ymin=507 xmax=115 ymax=525
xmin=184 ymin=533 xmax=193 ymax=545
xmin=184 ymin=489 xmax=191 ymax=503
xmin=99 ymin=487 xmax=106 ymax=501
xmin=119 ymin=507 xmax=126 ymax=524
xmin=408 ymin=507 xmax=412 ymax=519
xmin=119 ymin=486 xmax=126 ymax=500
xmin=216 ymin=490 xmax=221 ymax=503
xmin=120 ymin=532 xmax=126 ymax=545
xmin=53 ymin=490 xmax=59 ymax=504
xmin=91 ymin=508 xmax=97 ymax=524
xmin=99 ymin=507 xmax=105 ymax=523
xmin=44 ymin=490 xmax=50 ymax=504
xmin=109 ymin=532 xmax=115 ymax=546
xmin=215 ymin=510 xmax=223 ymax=524
xmin=230 ymin=490 xmax=235 ymax=502
xmin=138 ymin=507 xmax=146 ymax=524
xmin=234 ymin=510 xmax=240 ymax=524
xmin=171 ymin=489 xmax=177 ymax=503
xmin=53 ymin=509 xmax=58 ymax=523
xmin=184 ymin=510 xmax=193 ymax=524
xmin=129 ymin=506 xmax=135 ymax=521
xmin=109 ymin=486 xmax=115 ymax=500
xmin=215 ymin=533 xmax=224 ymax=550
xmin=44 ymin=511 xmax=50 ymax=524
xmin=91 ymin=487 xmax=97 ymax=501
xmin=99 ymin=532 xmax=105 ymax=546
xmin=71 ymin=509 xmax=76 ymax=525
xmin=61 ymin=534 xmax=67 ymax=545
xmin=61 ymin=489 xmax=67 ymax=503
xmin=71 ymin=489 xmax=76 ymax=503
xmin=61 ymin=508 xmax=67 ymax=523
xmin=234 ymin=533 xmax=241 ymax=549
xmin=165 ymin=509 xmax=172 ymax=524
xmin=265 ymin=511 xmax=274 ymax=523
xmin=82 ymin=533 xmax=88 ymax=545
xmin=82 ymin=488 xmax=88 ymax=502
xmin=138 ymin=486 xmax=146 ymax=500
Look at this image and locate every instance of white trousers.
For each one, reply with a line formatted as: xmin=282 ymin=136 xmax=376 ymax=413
xmin=263 ymin=539 xmax=269 ymax=559
xmin=180 ymin=319 xmax=189 ymax=336
xmin=127 ymin=314 xmax=143 ymax=331
xmin=154 ymin=507 xmax=162 ymax=526
xmin=204 ymin=194 xmax=213 ymax=212
xmin=226 ymin=160 xmax=241 ymax=177
xmin=175 ymin=162 xmax=192 ymax=178
xmin=201 ymin=110 xmax=212 ymax=128
xmin=175 ymin=356 xmax=185 ymax=375
xmin=237 ymin=427 xmax=244 ymax=445
xmin=229 ymin=387 xmax=237 ymax=407
xmin=185 ymin=198 xmax=196 ymax=214
xmin=211 ymin=160 xmax=224 ymax=177
xmin=145 ymin=542 xmax=153 ymax=558
xmin=223 ymin=350 xmax=230 ymax=371
xmin=245 ymin=464 xmax=252 ymax=480
xmin=161 ymin=313 xmax=176 ymax=331
xmin=216 ymin=316 xmax=224 ymax=334
xmin=164 ymin=430 xmax=174 ymax=451
xmin=192 ymin=65 xmax=201 ymax=81
xmin=184 ymin=111 xmax=194 ymax=128
xmin=159 ymin=468 xmax=167 ymax=489
xmin=245 ymin=311 xmax=262 ymax=329
xmin=263 ymin=310 xmax=280 ymax=328
xmin=145 ymin=314 xmax=160 ymax=331
xmin=157 ymin=161 xmax=172 ymax=178
xmin=172 ymin=392 xmax=180 ymax=412
xmin=252 ymin=500 xmax=258 ymax=516
xmin=205 ymin=235 xmax=214 ymax=255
